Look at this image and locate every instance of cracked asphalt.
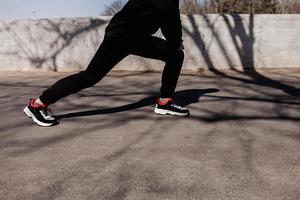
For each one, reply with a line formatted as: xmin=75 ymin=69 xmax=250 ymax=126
xmin=0 ymin=69 xmax=299 ymax=200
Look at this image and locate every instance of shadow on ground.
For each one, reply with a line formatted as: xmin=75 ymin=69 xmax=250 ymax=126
xmin=55 ymin=88 xmax=220 ymax=119
xmin=0 ymin=71 xmax=299 ymax=200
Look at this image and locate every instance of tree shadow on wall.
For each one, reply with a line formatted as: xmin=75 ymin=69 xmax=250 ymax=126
xmin=222 ymin=14 xmax=300 ymax=97
xmin=0 ymin=18 xmax=106 ymax=71
xmin=183 ymin=14 xmax=300 ymax=98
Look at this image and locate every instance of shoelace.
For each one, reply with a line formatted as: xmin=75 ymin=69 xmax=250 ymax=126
xmin=40 ymin=107 xmax=55 ymax=120
xmin=171 ymin=103 xmax=183 ymax=109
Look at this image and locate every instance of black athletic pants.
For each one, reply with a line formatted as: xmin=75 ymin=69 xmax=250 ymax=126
xmin=39 ymin=35 xmax=184 ymax=105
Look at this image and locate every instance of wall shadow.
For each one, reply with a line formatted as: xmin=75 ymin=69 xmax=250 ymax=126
xmin=222 ymin=14 xmax=300 ymax=97
xmin=0 ymin=18 xmax=106 ymax=71
xmin=183 ymin=14 xmax=300 ymax=98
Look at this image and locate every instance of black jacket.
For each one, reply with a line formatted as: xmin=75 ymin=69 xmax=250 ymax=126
xmin=105 ymin=0 xmax=182 ymax=49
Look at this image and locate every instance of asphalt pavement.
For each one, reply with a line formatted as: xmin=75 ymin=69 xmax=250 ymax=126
xmin=0 ymin=69 xmax=299 ymax=200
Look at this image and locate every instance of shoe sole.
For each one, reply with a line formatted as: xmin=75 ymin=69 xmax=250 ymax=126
xmin=24 ymin=106 xmax=55 ymax=127
xmin=154 ymin=108 xmax=190 ymax=117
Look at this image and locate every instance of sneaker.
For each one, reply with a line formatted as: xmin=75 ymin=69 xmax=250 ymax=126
xmin=24 ymin=99 xmax=58 ymax=127
xmin=154 ymin=98 xmax=190 ymax=116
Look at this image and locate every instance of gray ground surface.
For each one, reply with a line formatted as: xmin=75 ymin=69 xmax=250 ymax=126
xmin=0 ymin=69 xmax=300 ymax=200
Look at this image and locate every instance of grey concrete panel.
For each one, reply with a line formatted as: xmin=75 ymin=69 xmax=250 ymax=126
xmin=0 ymin=15 xmax=299 ymax=72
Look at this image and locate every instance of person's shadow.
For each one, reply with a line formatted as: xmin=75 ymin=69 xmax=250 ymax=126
xmin=55 ymin=88 xmax=220 ymax=119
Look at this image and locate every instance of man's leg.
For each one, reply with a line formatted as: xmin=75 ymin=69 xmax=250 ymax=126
xmin=39 ymin=37 xmax=129 ymax=105
xmin=24 ymin=37 xmax=130 ymax=126
xmin=130 ymin=36 xmax=189 ymax=116
xmin=130 ymin=36 xmax=184 ymax=98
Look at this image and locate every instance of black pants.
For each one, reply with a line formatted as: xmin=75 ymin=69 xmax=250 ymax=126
xmin=40 ymin=35 xmax=184 ymax=105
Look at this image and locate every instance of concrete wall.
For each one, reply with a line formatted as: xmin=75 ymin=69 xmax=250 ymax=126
xmin=0 ymin=14 xmax=299 ymax=72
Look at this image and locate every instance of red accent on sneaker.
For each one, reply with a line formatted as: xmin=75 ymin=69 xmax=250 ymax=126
xmin=30 ymin=98 xmax=47 ymax=108
xmin=157 ymin=98 xmax=173 ymax=106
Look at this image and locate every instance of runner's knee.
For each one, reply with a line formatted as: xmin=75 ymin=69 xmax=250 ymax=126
xmin=171 ymin=49 xmax=184 ymax=64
